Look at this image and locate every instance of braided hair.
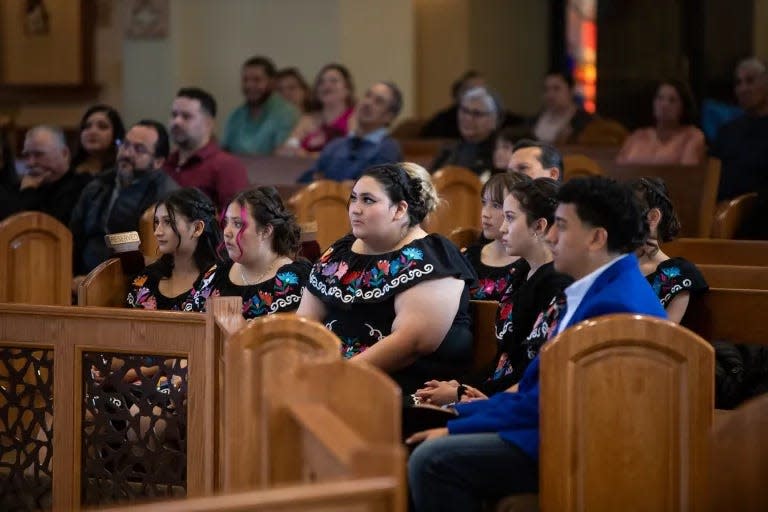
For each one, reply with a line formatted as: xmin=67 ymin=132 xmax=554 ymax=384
xmin=632 ymin=177 xmax=681 ymax=243
xmin=360 ymin=163 xmax=439 ymax=227
xmin=225 ymin=186 xmax=301 ymax=257
xmin=154 ymin=187 xmax=222 ymax=278
xmin=508 ymin=176 xmax=560 ymax=228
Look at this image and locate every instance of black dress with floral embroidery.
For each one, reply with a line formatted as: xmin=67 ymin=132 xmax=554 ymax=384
xmin=462 ymin=243 xmax=530 ymax=301
xmin=307 ymin=234 xmax=477 ymax=394
xmin=477 ymin=262 xmax=572 ymax=395
xmin=211 ymin=259 xmax=311 ymax=319
xmin=645 ymin=257 xmax=708 ymax=308
xmin=126 ymin=262 xmax=219 ymax=311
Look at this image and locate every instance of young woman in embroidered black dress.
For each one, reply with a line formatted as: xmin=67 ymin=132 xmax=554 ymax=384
xmin=416 ymin=177 xmax=572 ymax=404
xmin=126 ymin=187 xmax=222 ymax=311
xmin=633 ymin=177 xmax=707 ymax=323
xmin=296 ymin=162 xmax=476 ymax=395
xmin=213 ymin=186 xmax=310 ymax=318
xmin=463 ymin=172 xmax=529 ymax=300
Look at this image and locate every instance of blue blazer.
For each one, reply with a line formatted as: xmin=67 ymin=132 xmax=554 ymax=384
xmin=447 ymin=253 xmax=667 ymax=461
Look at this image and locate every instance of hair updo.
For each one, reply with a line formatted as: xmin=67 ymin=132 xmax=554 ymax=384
xmin=154 ymin=187 xmax=222 ymax=278
xmin=360 ymin=162 xmax=440 ymax=227
xmin=508 ymin=176 xmax=560 ymax=228
xmin=227 ymin=186 xmax=301 ymax=257
xmin=632 ymin=177 xmax=681 ymax=243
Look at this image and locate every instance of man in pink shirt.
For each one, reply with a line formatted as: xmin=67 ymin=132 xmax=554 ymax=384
xmin=164 ymin=87 xmax=249 ymax=210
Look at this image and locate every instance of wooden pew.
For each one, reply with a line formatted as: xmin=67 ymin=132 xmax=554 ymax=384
xmin=77 ymin=258 xmax=129 ymax=306
xmin=663 ymin=238 xmax=768 ymax=266
xmin=288 ymin=180 xmax=352 ymax=251
xmin=606 ymin=158 xmax=721 ymax=238
xmin=398 ymin=138 xmax=451 ymax=168
xmin=697 ymin=264 xmax=768 ymax=290
xmin=682 ymin=288 xmax=768 ymax=346
xmin=562 ymin=154 xmax=603 ymax=181
xmin=0 ymin=297 xmax=243 ymax=511
xmin=710 ymin=192 xmax=758 ymax=239
xmin=470 ymin=300 xmax=498 ymax=373
xmin=539 ymin=314 xmax=713 ymax=511
xmin=0 ymin=211 xmax=72 ymax=305
xmin=448 ymin=226 xmax=481 ymax=249
xmin=138 ymin=205 xmax=158 ymax=263
xmin=99 ymin=478 xmax=401 ymax=512
xmin=710 ymin=394 xmax=768 ymax=511
xmin=426 ymin=166 xmax=482 ymax=237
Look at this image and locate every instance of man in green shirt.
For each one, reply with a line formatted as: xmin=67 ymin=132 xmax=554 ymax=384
xmin=222 ymin=56 xmax=300 ymax=155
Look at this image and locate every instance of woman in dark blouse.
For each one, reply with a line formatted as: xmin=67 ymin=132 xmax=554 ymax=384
xmin=416 ymin=177 xmax=572 ymax=404
xmin=213 ymin=186 xmax=310 ymax=319
xmin=463 ymin=172 xmax=529 ymax=301
xmin=634 ymin=177 xmax=708 ymax=323
xmin=296 ymin=162 xmax=476 ymax=395
xmin=126 ymin=188 xmax=222 ymax=311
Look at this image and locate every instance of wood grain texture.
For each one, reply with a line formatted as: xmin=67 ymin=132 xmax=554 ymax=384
xmin=288 ymin=180 xmax=353 ymax=251
xmin=77 ymin=257 xmax=129 ymax=306
xmin=710 ymin=394 xmax=768 ymax=511
xmin=540 ymin=314 xmax=714 ymax=512
xmin=663 ymin=238 xmax=768 ymax=267
xmin=427 ymin=166 xmax=482 ymax=237
xmin=0 ymin=212 xmax=72 ymax=305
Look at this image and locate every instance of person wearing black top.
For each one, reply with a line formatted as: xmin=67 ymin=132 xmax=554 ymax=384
xmin=297 ymin=163 xmax=476 ymax=395
xmin=416 ymin=177 xmax=571 ymax=405
xmin=633 ymin=177 xmax=708 ymax=322
xmin=213 ymin=186 xmax=310 ymax=319
xmin=463 ymin=172 xmax=530 ymax=301
xmin=5 ymin=126 xmax=91 ymax=225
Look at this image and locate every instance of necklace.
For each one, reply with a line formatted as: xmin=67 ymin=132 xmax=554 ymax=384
xmin=238 ymin=258 xmax=279 ymax=286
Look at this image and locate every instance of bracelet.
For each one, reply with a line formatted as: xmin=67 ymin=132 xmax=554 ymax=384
xmin=456 ymin=384 xmax=467 ymax=400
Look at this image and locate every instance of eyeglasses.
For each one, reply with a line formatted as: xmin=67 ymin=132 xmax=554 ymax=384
xmin=117 ymin=140 xmax=152 ymax=156
xmin=459 ymin=106 xmax=492 ymax=118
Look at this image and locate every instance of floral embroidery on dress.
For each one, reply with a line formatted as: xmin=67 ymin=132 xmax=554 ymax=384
xmin=310 ymin=242 xmax=434 ymax=303
xmin=241 ymin=270 xmax=304 ymax=318
xmin=340 ymin=337 xmax=368 ymax=358
xmin=126 ymin=264 xmax=219 ymax=312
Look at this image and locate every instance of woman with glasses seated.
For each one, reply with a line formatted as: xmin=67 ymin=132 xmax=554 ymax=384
xmin=430 ymin=87 xmax=503 ymax=178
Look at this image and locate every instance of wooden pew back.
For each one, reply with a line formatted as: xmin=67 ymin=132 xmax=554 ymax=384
xmin=99 ymin=477 xmax=401 ymax=512
xmin=663 ymin=238 xmax=768 ymax=266
xmin=0 ymin=299 xmax=242 ymax=511
xmin=426 ymin=166 xmax=482 ymax=237
xmin=606 ymin=158 xmax=721 ymax=237
xmin=0 ymin=212 xmax=72 ymax=305
xmin=138 ymin=205 xmax=158 ymax=262
xmin=223 ymin=315 xmax=404 ymax=505
xmin=540 ymin=314 xmax=713 ymax=511
xmin=697 ymin=264 xmax=768 ymax=290
xmin=710 ymin=192 xmax=758 ymax=239
xmin=710 ymin=394 xmax=768 ymax=512
xmin=470 ymin=300 xmax=498 ymax=373
xmin=289 ymin=180 xmax=352 ymax=251
xmin=77 ymin=258 xmax=129 ymax=306
xmin=223 ymin=314 xmax=341 ymax=491
xmin=682 ymin=288 xmax=768 ymax=346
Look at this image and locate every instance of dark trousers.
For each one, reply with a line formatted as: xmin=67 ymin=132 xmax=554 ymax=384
xmin=408 ymin=433 xmax=538 ymax=512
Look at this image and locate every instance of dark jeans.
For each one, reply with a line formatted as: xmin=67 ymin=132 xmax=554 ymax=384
xmin=408 ymin=433 xmax=538 ymax=512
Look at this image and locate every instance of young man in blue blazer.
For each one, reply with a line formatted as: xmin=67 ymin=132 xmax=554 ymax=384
xmin=407 ymin=176 xmax=667 ymax=512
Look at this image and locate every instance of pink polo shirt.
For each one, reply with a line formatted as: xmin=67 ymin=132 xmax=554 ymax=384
xmin=163 ymin=140 xmax=249 ymax=211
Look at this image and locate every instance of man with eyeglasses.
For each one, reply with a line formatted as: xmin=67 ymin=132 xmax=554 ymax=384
xmin=0 ymin=125 xmax=91 ymax=225
xmin=69 ymin=120 xmax=178 ymax=285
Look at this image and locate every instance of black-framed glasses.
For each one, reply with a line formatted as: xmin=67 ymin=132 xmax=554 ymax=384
xmin=117 ymin=140 xmax=152 ymax=156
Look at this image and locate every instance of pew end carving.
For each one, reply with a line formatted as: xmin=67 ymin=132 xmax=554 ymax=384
xmin=539 ymin=314 xmax=713 ymax=511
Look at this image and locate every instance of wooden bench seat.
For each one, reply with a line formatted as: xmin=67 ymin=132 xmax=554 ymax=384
xmin=683 ymin=288 xmax=768 ymax=346
xmin=663 ymin=238 xmax=768 ymax=266
xmin=697 ymin=264 xmax=768 ymax=290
